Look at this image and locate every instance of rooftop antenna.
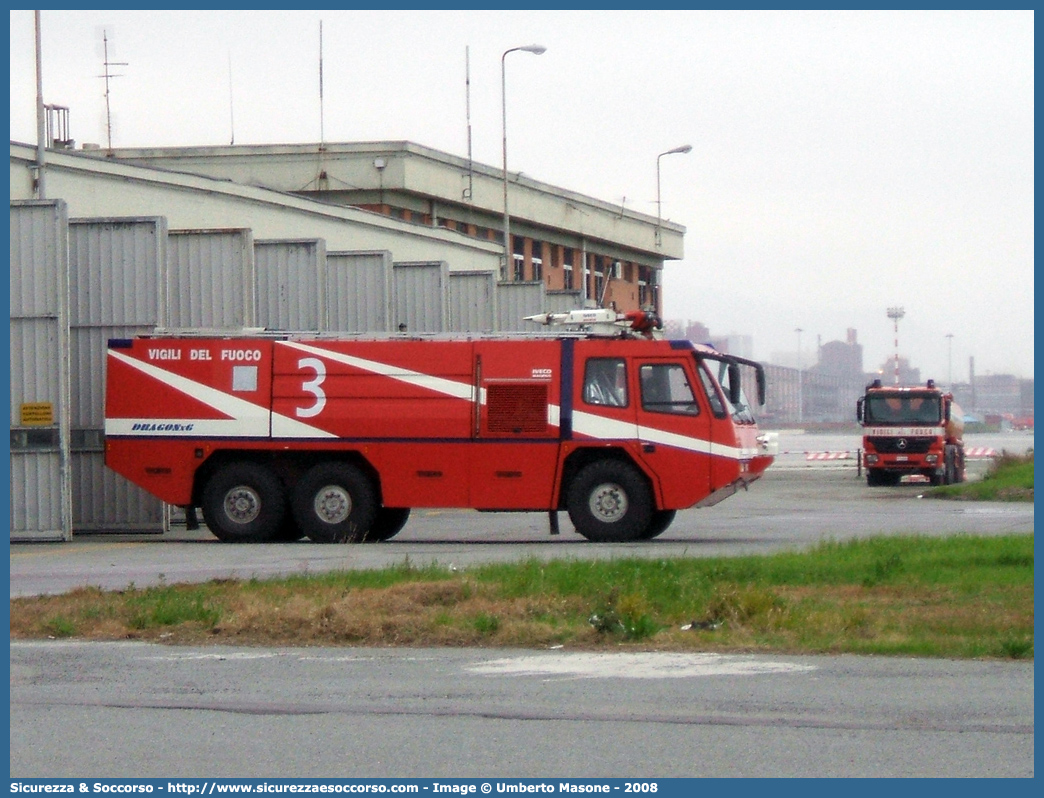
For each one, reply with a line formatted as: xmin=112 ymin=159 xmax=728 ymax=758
xmin=319 ymin=20 xmax=325 ymax=147
xmin=316 ymin=20 xmax=327 ymax=190
xmin=98 ymin=29 xmax=127 ymax=151
xmin=464 ymin=45 xmax=473 ymax=201
xmin=227 ymin=51 xmax=235 ymax=145
xmin=34 ymin=10 xmax=45 ymax=198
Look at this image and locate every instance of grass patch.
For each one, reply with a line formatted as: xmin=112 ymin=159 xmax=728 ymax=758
xmin=10 ymin=534 xmax=1033 ymax=660
xmin=929 ymin=450 xmax=1033 ymax=501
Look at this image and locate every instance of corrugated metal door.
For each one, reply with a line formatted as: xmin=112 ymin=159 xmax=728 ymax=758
xmin=448 ymin=271 xmax=496 ymax=332
xmin=544 ymin=289 xmax=584 ymax=314
xmin=10 ymin=200 xmax=73 ymax=541
xmin=496 ymin=280 xmax=546 ymax=332
xmin=255 ymin=238 xmax=327 ymax=331
xmin=324 ymin=250 xmax=393 ymax=332
xmin=69 ymin=217 xmax=166 ymax=532
xmin=165 ymin=228 xmax=256 ymax=328
xmin=393 ymin=261 xmax=449 ymax=333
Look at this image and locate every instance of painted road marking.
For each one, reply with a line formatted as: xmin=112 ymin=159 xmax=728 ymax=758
xmin=467 ymin=652 xmax=816 ymax=679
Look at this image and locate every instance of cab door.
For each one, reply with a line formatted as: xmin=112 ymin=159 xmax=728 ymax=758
xmin=632 ymin=357 xmax=713 ymax=509
xmin=570 ymin=340 xmax=640 ymax=446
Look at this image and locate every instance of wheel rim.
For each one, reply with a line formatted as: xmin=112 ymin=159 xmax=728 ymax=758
xmin=313 ymin=485 xmax=352 ymax=524
xmin=588 ymin=482 xmax=628 ymax=523
xmin=223 ymin=485 xmax=261 ymax=525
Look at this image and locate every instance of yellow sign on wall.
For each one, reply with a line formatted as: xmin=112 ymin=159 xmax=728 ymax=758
xmin=20 ymin=402 xmax=54 ymax=426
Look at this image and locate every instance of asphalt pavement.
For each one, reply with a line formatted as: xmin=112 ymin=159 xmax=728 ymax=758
xmin=10 ymin=641 xmax=1034 ymax=778
xmin=9 ymin=456 xmax=1034 ymax=597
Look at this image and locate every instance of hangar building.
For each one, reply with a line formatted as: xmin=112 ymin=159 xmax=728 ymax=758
xmin=9 ymin=139 xmax=687 ymax=540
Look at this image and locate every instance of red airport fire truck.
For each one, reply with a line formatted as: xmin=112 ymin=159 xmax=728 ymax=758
xmin=857 ymin=378 xmax=966 ymax=487
xmin=104 ymin=309 xmax=777 ymax=543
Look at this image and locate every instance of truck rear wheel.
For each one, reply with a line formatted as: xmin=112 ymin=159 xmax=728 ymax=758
xmin=201 ymin=462 xmax=287 ymax=543
xmin=292 ymin=462 xmax=377 ymax=544
xmin=566 ymin=460 xmax=653 ymax=543
xmin=272 ymin=516 xmax=307 ymax=542
xmin=363 ymin=507 xmax=411 ymax=542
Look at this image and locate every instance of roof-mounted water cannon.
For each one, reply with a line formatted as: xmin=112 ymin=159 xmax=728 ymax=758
xmin=524 ymin=308 xmax=663 ymax=339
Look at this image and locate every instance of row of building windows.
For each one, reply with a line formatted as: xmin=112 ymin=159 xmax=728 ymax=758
xmin=359 ymin=202 xmax=660 ymax=311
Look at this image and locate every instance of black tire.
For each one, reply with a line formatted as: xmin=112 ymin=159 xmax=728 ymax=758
xmin=201 ymin=462 xmax=287 ymax=543
xmin=944 ymin=448 xmax=956 ymax=485
xmin=640 ymin=509 xmax=676 ymax=540
xmin=363 ymin=507 xmax=411 ymax=542
xmin=866 ymin=470 xmax=882 ymax=487
xmin=566 ymin=460 xmax=653 ymax=543
xmin=292 ymin=462 xmax=377 ymax=544
xmin=272 ymin=515 xmax=307 ymax=542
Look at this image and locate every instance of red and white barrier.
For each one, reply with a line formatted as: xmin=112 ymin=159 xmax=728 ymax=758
xmin=965 ymin=447 xmax=998 ymax=459
xmin=804 ymin=451 xmax=852 ymax=461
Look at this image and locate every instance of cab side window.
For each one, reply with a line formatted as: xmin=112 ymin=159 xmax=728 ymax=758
xmin=640 ymin=363 xmax=700 ymax=415
xmin=583 ymin=358 xmax=628 ymax=407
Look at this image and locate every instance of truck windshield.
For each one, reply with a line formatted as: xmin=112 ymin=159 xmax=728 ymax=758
xmin=865 ymin=394 xmax=942 ymax=425
xmin=698 ymin=355 xmax=757 ymax=425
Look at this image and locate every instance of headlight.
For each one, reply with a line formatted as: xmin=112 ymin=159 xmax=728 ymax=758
xmin=756 ymin=432 xmax=779 ymax=455
xmin=865 ymin=454 xmax=879 ymax=465
xmin=925 ymin=454 xmax=938 ymax=464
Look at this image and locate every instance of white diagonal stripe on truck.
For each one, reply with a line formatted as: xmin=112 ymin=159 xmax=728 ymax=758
xmin=106 ymin=349 xmax=335 ymax=439
xmin=280 ymin=341 xmax=478 ymax=402
xmin=278 ymin=342 xmax=742 ymax=458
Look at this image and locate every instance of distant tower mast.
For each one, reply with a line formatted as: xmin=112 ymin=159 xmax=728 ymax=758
xmin=99 ymin=30 xmax=127 ymax=151
xmin=887 ymin=306 xmax=905 ymax=385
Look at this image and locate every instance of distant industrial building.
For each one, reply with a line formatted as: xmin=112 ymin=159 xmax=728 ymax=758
xmin=815 ymin=329 xmax=863 ymax=380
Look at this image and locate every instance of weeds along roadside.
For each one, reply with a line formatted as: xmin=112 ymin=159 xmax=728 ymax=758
xmin=10 ymin=533 xmax=1033 ymax=661
xmin=927 ymin=449 xmax=1033 ymax=502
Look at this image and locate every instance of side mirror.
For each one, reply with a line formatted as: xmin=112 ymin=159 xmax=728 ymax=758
xmin=756 ymin=367 xmax=766 ymax=407
xmin=944 ymin=401 xmax=951 ymax=422
xmin=856 ymin=398 xmax=864 ymax=422
xmin=727 ymin=363 xmax=741 ymax=405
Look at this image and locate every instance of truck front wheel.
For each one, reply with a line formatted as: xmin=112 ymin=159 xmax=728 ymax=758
xmin=640 ymin=509 xmax=676 ymax=540
xmin=292 ymin=462 xmax=377 ymax=543
xmin=201 ymin=462 xmax=287 ymax=543
xmin=363 ymin=507 xmax=411 ymax=542
xmin=566 ymin=460 xmax=653 ymax=543
xmin=944 ymin=447 xmax=957 ymax=485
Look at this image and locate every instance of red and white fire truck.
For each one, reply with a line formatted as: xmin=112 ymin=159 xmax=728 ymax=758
xmin=104 ymin=309 xmax=777 ymax=543
xmin=857 ymin=378 xmax=966 ymax=486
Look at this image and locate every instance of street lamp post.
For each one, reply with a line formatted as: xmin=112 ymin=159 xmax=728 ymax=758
xmin=502 ymin=44 xmax=546 ymax=281
xmin=795 ymin=327 xmax=803 ymax=423
xmin=655 ymin=145 xmax=692 ymax=247
xmin=887 ymin=306 xmax=905 ymax=385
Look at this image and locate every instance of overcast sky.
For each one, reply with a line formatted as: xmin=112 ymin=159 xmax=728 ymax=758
xmin=10 ymin=10 xmax=1034 ymax=381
